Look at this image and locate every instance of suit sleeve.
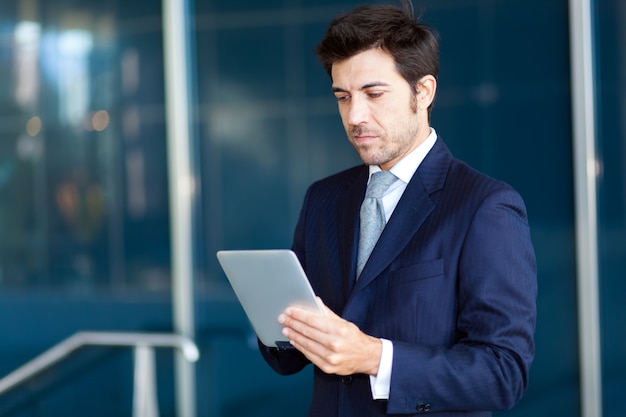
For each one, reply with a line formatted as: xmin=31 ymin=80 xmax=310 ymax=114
xmin=386 ymin=187 xmax=537 ymax=414
xmin=258 ymin=338 xmax=310 ymax=375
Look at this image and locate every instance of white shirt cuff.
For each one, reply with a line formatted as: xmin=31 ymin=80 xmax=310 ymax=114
xmin=369 ymin=338 xmax=393 ymax=400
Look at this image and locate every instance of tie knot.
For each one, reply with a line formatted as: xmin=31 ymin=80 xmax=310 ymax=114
xmin=365 ymin=170 xmax=397 ymax=199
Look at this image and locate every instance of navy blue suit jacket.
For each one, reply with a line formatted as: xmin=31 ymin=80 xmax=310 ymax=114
xmin=260 ymin=139 xmax=537 ymax=416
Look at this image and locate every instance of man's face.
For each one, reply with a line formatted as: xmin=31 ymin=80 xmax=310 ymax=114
xmin=331 ymin=48 xmax=430 ymax=171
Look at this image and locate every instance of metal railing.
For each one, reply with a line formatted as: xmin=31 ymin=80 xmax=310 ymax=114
xmin=0 ymin=331 xmax=199 ymax=417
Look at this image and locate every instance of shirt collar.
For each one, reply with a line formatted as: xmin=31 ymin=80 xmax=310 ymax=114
xmin=368 ymin=127 xmax=438 ymax=184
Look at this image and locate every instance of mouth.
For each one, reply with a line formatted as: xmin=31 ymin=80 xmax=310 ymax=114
xmin=353 ymin=135 xmax=376 ymax=144
xmin=351 ymin=128 xmax=379 ymax=145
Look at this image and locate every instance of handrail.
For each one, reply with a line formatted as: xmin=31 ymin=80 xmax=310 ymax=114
xmin=0 ymin=331 xmax=199 ymax=397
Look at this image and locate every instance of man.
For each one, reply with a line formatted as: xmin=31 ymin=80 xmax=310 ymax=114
xmin=259 ymin=3 xmax=537 ymax=416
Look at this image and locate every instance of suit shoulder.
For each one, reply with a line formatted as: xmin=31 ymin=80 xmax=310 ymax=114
xmin=448 ymin=158 xmax=517 ymax=196
xmin=445 ymin=158 xmax=530 ymax=222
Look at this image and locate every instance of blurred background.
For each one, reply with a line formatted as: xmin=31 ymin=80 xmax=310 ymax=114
xmin=0 ymin=0 xmax=623 ymax=416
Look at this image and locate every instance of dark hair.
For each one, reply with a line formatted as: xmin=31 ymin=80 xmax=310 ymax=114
xmin=316 ymin=3 xmax=439 ymax=94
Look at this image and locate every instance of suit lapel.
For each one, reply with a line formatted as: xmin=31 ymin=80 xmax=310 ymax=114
xmin=352 ymin=176 xmax=434 ymax=291
xmin=337 ymin=167 xmax=368 ymax=292
xmin=351 ymin=140 xmax=451 ymax=292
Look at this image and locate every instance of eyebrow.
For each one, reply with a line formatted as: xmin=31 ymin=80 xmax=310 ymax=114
xmin=331 ymin=81 xmax=390 ymax=93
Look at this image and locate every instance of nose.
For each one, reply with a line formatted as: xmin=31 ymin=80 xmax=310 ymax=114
xmin=346 ymin=97 xmax=369 ymax=126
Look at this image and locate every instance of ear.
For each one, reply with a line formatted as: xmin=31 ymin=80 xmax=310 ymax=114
xmin=415 ymin=75 xmax=437 ymax=110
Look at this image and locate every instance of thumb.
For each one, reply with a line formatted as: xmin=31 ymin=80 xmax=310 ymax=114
xmin=315 ymin=296 xmax=335 ymax=317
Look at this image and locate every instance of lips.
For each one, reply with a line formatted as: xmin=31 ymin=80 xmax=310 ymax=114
xmin=351 ymin=127 xmax=379 ymax=144
xmin=354 ymin=135 xmax=376 ymax=144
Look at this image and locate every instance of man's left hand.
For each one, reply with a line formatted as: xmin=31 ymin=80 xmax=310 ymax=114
xmin=278 ymin=297 xmax=382 ymax=376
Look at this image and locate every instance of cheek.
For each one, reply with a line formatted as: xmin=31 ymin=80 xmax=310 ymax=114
xmin=370 ymin=99 xmax=400 ymax=123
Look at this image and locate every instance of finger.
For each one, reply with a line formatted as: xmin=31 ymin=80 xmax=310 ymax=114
xmin=285 ymin=305 xmax=337 ymax=333
xmin=286 ymin=330 xmax=336 ymax=368
xmin=293 ymin=340 xmax=332 ymax=368
xmin=288 ymin=332 xmax=348 ymax=375
xmin=282 ymin=314 xmax=331 ymax=346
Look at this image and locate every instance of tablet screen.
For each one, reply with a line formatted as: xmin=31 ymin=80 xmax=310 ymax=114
xmin=216 ymin=249 xmax=322 ymax=348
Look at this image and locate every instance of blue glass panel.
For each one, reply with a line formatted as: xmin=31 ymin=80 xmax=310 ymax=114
xmin=424 ymin=1 xmax=579 ymax=416
xmin=0 ymin=0 xmax=175 ymax=415
xmin=596 ymin=1 xmax=626 ymax=416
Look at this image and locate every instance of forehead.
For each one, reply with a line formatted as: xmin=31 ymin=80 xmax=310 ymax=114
xmin=331 ymin=48 xmax=404 ymax=89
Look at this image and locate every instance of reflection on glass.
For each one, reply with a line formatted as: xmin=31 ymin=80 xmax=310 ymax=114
xmin=52 ymin=29 xmax=93 ymax=126
xmin=0 ymin=4 xmax=170 ymax=292
xmin=14 ymin=21 xmax=41 ymax=108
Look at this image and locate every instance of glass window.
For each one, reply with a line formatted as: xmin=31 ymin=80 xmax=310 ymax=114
xmin=0 ymin=0 xmax=170 ymax=293
xmin=596 ymin=1 xmax=626 ymax=416
xmin=0 ymin=1 xmax=175 ymax=415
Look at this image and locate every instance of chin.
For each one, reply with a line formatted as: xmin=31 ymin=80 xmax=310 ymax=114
xmin=357 ymin=155 xmax=376 ymax=166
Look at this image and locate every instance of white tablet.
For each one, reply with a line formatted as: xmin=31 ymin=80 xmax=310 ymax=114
xmin=216 ymin=249 xmax=323 ymax=349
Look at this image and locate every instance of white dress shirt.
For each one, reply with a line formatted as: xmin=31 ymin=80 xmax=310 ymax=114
xmin=366 ymin=128 xmax=438 ymax=399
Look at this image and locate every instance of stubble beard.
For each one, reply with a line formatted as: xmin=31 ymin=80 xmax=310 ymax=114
xmin=349 ymin=116 xmax=421 ymax=167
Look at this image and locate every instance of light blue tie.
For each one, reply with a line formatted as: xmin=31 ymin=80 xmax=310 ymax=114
xmin=357 ymin=170 xmax=397 ymax=278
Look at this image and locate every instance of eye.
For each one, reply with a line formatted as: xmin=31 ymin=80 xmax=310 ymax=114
xmin=335 ymin=94 xmax=350 ymax=103
xmin=367 ymin=91 xmax=384 ymax=99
